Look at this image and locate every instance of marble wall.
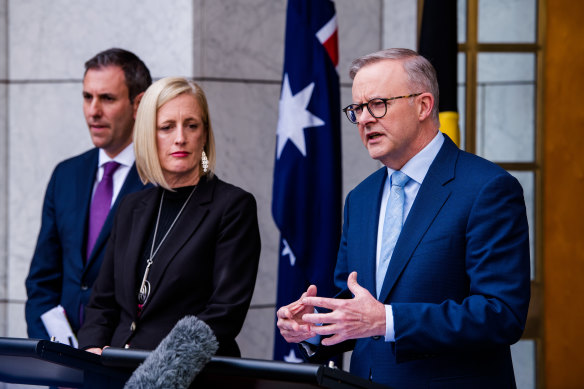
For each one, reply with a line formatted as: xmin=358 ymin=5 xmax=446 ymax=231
xmin=1 ymin=0 xmax=416 ymax=362
xmin=0 ymin=0 xmax=8 ymax=339
xmin=0 ymin=1 xmax=538 ymax=388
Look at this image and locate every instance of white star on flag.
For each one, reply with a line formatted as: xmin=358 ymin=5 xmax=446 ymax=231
xmin=276 ymin=73 xmax=325 ymax=159
xmin=283 ymin=349 xmax=303 ymax=363
xmin=281 ymin=239 xmax=296 ymax=266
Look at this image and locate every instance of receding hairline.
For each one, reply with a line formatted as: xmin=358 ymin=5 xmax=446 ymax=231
xmin=82 ymin=64 xmax=125 ymax=79
xmin=82 ymin=65 xmax=132 ymax=98
xmin=350 ymin=58 xmax=416 ymax=81
xmin=352 ymin=57 xmax=407 ymax=77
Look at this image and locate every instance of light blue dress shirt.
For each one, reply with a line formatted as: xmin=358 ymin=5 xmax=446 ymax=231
xmin=378 ymin=131 xmax=444 ymax=341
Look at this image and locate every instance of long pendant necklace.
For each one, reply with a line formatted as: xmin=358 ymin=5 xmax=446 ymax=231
xmin=137 ymin=186 xmax=197 ymax=308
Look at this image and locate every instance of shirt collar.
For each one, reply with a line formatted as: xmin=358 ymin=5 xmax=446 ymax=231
xmin=98 ymin=143 xmax=135 ymax=168
xmin=387 ymin=131 xmax=444 ymax=185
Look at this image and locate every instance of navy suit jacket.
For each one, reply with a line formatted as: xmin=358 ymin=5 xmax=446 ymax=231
xmin=310 ymin=136 xmax=530 ymax=388
xmin=25 ymin=148 xmax=148 ymax=338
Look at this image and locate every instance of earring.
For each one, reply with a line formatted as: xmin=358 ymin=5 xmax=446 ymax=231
xmin=201 ymin=150 xmax=209 ymax=173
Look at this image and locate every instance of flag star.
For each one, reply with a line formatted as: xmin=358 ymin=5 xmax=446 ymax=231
xmin=281 ymin=239 xmax=296 ymax=266
xmin=276 ymin=73 xmax=325 ymax=159
xmin=283 ymin=349 xmax=303 ymax=363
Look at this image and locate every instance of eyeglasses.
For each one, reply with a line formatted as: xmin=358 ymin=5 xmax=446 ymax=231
xmin=342 ymin=93 xmax=423 ymax=124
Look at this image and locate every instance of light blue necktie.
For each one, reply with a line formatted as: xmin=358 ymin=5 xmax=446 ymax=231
xmin=376 ymin=170 xmax=410 ymax=297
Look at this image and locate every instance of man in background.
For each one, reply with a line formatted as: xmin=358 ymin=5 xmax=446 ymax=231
xmin=277 ymin=48 xmax=530 ymax=388
xmin=25 ymin=48 xmax=152 ymax=341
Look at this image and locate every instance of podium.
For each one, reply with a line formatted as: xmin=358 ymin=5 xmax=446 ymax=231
xmin=0 ymin=337 xmax=389 ymax=388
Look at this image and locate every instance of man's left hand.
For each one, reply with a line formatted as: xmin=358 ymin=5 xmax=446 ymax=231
xmin=301 ymin=271 xmax=386 ymax=346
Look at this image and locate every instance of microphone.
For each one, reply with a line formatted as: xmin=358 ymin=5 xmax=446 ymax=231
xmin=124 ymin=315 xmax=219 ymax=389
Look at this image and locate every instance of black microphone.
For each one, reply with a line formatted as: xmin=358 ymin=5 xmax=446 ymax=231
xmin=124 ymin=315 xmax=219 ymax=389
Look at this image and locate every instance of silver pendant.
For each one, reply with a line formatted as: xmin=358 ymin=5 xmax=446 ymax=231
xmin=138 ymin=259 xmax=153 ymax=305
xmin=138 ymin=280 xmax=151 ymax=305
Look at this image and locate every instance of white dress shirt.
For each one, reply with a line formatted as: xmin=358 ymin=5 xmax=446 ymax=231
xmin=92 ymin=144 xmax=136 ymax=207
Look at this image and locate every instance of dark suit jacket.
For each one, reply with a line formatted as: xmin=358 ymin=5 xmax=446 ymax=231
xmin=77 ymin=175 xmax=261 ymax=357
xmin=25 ymin=148 xmax=148 ymax=338
xmin=309 ymin=136 xmax=530 ymax=388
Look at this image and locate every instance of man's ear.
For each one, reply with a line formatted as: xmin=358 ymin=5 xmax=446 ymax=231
xmin=418 ymin=93 xmax=434 ymax=121
xmin=132 ymin=92 xmax=145 ymax=119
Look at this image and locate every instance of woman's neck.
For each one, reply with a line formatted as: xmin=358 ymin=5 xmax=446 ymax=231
xmin=165 ymin=171 xmax=201 ymax=188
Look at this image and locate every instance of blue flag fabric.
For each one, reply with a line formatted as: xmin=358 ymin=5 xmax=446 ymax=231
xmin=272 ymin=0 xmax=342 ymax=363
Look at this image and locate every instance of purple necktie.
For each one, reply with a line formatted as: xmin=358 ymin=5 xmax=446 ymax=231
xmin=86 ymin=161 xmax=120 ymax=261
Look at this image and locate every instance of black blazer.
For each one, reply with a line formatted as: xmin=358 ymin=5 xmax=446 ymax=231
xmin=77 ymin=175 xmax=261 ymax=357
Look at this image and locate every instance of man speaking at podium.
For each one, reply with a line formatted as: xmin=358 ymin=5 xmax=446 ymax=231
xmin=277 ymin=48 xmax=530 ymax=388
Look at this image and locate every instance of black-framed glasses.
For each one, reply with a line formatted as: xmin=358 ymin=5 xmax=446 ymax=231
xmin=342 ymin=93 xmax=423 ymax=124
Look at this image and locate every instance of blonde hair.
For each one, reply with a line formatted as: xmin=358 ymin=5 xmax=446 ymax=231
xmin=134 ymin=77 xmax=216 ymax=190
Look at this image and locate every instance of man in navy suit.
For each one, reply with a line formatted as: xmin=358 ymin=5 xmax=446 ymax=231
xmin=277 ymin=48 xmax=530 ymax=388
xmin=25 ymin=48 xmax=152 ymax=339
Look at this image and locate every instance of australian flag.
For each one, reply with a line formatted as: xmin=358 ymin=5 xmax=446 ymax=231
xmin=272 ymin=0 xmax=342 ymax=363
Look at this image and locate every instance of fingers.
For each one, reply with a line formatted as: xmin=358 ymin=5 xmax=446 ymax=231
xmin=346 ymin=271 xmax=358 ymax=289
xmin=85 ymin=347 xmax=103 ymax=355
xmin=302 ymin=305 xmax=361 ymax=326
xmin=306 ymin=284 xmax=317 ymax=297
xmin=277 ymin=316 xmax=316 ymax=343
xmin=347 ymin=271 xmax=367 ymax=296
xmin=281 ymin=332 xmax=315 ymax=344
xmin=276 ymin=285 xmax=321 ymax=344
xmin=288 ymin=300 xmax=306 ymax=316
xmin=321 ymin=334 xmax=345 ymax=346
xmin=277 ymin=314 xmax=309 ymax=332
xmin=278 ymin=288 xmax=311 ymax=318
xmin=302 ymin=311 xmax=332 ymax=325
xmin=302 ymin=296 xmax=340 ymax=310
xmin=279 ymin=273 xmax=386 ymax=345
xmin=277 ymin=305 xmax=293 ymax=320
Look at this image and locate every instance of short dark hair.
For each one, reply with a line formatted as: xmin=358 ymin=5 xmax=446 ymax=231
xmin=84 ymin=48 xmax=152 ymax=103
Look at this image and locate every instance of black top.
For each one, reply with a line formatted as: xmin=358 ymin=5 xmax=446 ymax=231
xmin=136 ymin=185 xmax=197 ymax=295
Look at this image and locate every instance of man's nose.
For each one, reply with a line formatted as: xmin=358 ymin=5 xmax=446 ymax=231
xmin=358 ymin=106 xmax=376 ymax=124
xmin=88 ymin=99 xmax=102 ymax=117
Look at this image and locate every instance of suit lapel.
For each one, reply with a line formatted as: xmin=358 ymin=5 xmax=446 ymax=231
xmin=378 ymin=137 xmax=459 ymax=302
xmin=74 ymin=150 xmax=99 ymax=267
xmin=121 ymin=188 xmax=160 ymax=307
xmin=359 ymin=168 xmax=387 ymax=296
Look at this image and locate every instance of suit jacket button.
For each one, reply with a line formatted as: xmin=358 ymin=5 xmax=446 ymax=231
xmin=130 ymin=322 xmax=136 ymax=332
xmin=372 ymin=336 xmax=381 ymax=340
xmin=81 ymin=284 xmax=88 ymax=291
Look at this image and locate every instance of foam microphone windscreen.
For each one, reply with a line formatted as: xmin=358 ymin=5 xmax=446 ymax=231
xmin=124 ymin=315 xmax=219 ymax=389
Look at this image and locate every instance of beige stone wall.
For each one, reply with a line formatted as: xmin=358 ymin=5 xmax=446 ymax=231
xmin=0 ymin=0 xmax=414 ymax=361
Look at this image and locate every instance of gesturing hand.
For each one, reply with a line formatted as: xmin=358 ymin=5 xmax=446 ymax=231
xmin=301 ymin=272 xmax=386 ymax=346
xmin=276 ymin=284 xmax=318 ymax=343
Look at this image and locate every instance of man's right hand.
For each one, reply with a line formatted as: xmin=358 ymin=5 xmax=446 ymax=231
xmin=276 ymin=285 xmax=318 ymax=343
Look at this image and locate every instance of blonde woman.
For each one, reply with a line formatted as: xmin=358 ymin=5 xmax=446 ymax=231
xmin=78 ymin=77 xmax=261 ymax=357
